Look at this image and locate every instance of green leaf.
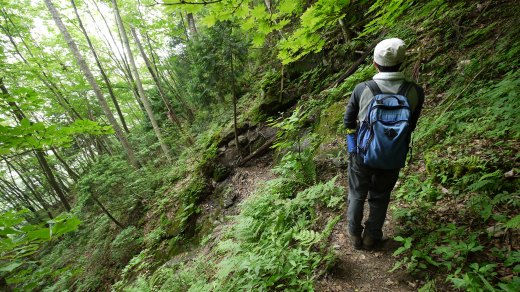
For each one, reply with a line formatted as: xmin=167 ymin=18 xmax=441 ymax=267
xmin=278 ymin=0 xmax=300 ymax=15
xmin=505 ymin=214 xmax=520 ymax=229
xmin=20 ymin=118 xmax=31 ymax=128
xmin=0 ymin=227 xmax=21 ymax=236
xmin=51 ymin=217 xmax=81 ymax=237
xmin=0 ymin=261 xmax=23 ymax=272
xmin=201 ymin=14 xmax=217 ymax=27
xmin=26 ymin=228 xmax=51 ymax=241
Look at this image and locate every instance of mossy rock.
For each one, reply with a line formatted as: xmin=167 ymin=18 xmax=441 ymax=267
xmin=165 ymin=176 xmax=210 ymax=237
xmin=314 ymin=101 xmax=344 ymax=144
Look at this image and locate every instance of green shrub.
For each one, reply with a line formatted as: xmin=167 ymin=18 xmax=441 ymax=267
xmin=111 ymin=226 xmax=143 ymax=263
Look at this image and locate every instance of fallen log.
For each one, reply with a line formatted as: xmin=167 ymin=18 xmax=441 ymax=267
xmin=236 ymin=135 xmax=277 ymax=167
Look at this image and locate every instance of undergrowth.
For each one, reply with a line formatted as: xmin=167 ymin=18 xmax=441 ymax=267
xmin=389 ymin=1 xmax=520 ymax=290
xmin=120 ymin=101 xmax=345 ymax=291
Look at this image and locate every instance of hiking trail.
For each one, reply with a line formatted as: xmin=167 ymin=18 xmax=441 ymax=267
xmin=226 ymin=150 xmax=417 ymax=291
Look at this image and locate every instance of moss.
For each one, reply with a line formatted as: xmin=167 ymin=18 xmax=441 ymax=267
xmin=314 ymin=101 xmax=345 ymax=144
xmin=163 ymin=175 xmax=209 ymax=239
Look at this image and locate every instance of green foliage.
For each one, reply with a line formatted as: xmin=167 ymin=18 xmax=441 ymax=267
xmin=0 ymin=118 xmax=113 ymax=155
xmin=0 ymin=210 xmax=80 ymax=289
xmin=171 ymin=21 xmax=248 ymax=106
xmin=394 ymin=63 xmax=519 ymax=289
xmin=125 ymin=138 xmax=344 ymax=290
xmin=113 ymin=249 xmax=154 ymax=291
xmin=199 ymin=0 xmax=302 ymax=47
xmin=448 ymin=263 xmax=499 ymax=292
xmin=111 ymin=226 xmax=143 ymax=262
xmin=278 ymin=0 xmax=350 ymax=64
xmin=359 ymin=0 xmax=418 ymax=37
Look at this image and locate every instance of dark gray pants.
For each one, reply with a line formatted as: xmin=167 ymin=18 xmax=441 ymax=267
xmin=347 ymin=154 xmax=400 ymax=240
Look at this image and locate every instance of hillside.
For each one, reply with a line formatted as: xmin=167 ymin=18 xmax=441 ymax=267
xmin=0 ymin=0 xmax=518 ymax=291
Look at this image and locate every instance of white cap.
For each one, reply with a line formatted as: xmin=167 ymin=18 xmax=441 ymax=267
xmin=373 ymin=38 xmax=406 ymax=67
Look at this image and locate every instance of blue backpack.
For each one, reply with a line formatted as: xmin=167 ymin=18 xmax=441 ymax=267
xmin=357 ymin=80 xmax=412 ymax=169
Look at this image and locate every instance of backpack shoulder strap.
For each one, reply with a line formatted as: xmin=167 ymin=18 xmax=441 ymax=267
xmin=365 ymin=80 xmax=382 ymax=96
xmin=397 ymin=80 xmax=412 ymax=96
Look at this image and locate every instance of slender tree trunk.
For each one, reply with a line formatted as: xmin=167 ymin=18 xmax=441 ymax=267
xmin=0 ymin=21 xmax=82 ymax=121
xmin=70 ymin=0 xmax=130 ymax=133
xmin=230 ymin=52 xmax=240 ymax=155
xmin=111 ymin=0 xmax=172 ymax=161
xmin=15 ymin=159 xmax=59 ymax=206
xmin=264 ymin=0 xmax=272 ymax=13
xmin=32 ymin=151 xmax=71 ymax=212
xmin=160 ymin=65 xmax=195 ymax=121
xmin=4 ymin=158 xmax=54 ymax=219
xmin=280 ymin=64 xmax=284 ymax=103
xmin=44 ymin=0 xmax=140 ymax=169
xmin=0 ymin=79 xmax=71 ymax=211
xmin=0 ymin=177 xmax=40 ymax=217
xmin=90 ymin=192 xmax=124 ymax=229
xmin=51 ymin=148 xmax=79 ymax=181
xmin=84 ymin=0 xmax=147 ymax=120
xmin=187 ymin=13 xmax=197 ymax=36
xmin=131 ymin=27 xmax=183 ymax=129
xmin=178 ymin=12 xmax=190 ymax=40
xmin=0 ymin=187 xmax=23 ymax=211
xmin=146 ymin=34 xmax=195 ymax=122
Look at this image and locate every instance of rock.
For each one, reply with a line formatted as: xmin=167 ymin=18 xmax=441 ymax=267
xmin=259 ymin=126 xmax=277 ymax=138
xmin=332 ymin=157 xmax=347 ymax=168
xmin=486 ymin=224 xmax=506 ymax=238
xmin=385 ymin=278 xmax=395 ymax=286
xmin=246 ymin=129 xmax=259 ymax=142
xmin=223 ymin=193 xmax=237 ymax=208
xmin=505 ymin=169 xmax=515 ymax=178
xmin=238 ymin=135 xmax=248 ymax=145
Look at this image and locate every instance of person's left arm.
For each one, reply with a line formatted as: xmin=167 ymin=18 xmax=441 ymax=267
xmin=344 ymin=83 xmax=365 ymax=131
xmin=409 ymin=84 xmax=425 ymax=132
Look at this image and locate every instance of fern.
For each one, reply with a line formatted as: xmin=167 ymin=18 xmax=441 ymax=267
xmin=504 ymin=215 xmax=520 ymax=230
xmin=294 ymin=230 xmax=321 ymax=246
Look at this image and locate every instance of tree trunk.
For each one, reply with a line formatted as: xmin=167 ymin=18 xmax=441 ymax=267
xmin=85 ymin=0 xmax=147 ymax=121
xmin=264 ymin=0 xmax=272 ymax=13
xmin=0 ymin=176 xmax=39 ymax=210
xmin=131 ymin=27 xmax=183 ymax=130
xmin=161 ymin=66 xmax=195 ymax=121
xmin=44 ymin=0 xmax=140 ymax=169
xmin=187 ymin=13 xmax=198 ymax=36
xmin=111 ymin=0 xmax=172 ymax=161
xmin=90 ymin=192 xmax=124 ymax=229
xmin=230 ymin=52 xmax=240 ymax=155
xmin=51 ymin=148 xmax=79 ymax=181
xmin=4 ymin=158 xmax=54 ymax=219
xmin=178 ymin=12 xmax=190 ymax=41
xmin=70 ymin=0 xmax=130 ymax=134
xmin=0 ymin=79 xmax=71 ymax=212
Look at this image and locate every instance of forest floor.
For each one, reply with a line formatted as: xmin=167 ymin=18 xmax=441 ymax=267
xmin=222 ymin=148 xmax=418 ymax=291
xmin=316 ymin=206 xmax=417 ymax=292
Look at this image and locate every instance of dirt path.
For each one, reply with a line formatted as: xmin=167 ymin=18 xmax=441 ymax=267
xmin=216 ymin=151 xmax=417 ymax=291
xmin=316 ymin=214 xmax=417 ymax=291
xmin=226 ymin=152 xmax=275 ymax=214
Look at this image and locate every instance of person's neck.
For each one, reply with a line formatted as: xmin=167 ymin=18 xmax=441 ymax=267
xmin=373 ymin=71 xmax=404 ymax=80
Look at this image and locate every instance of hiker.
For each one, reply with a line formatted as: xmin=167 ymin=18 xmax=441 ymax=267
xmin=343 ymin=38 xmax=424 ymax=250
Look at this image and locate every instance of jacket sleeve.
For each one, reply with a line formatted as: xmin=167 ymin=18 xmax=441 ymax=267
xmin=343 ymin=83 xmax=365 ymax=130
xmin=409 ymin=84 xmax=425 ymax=132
